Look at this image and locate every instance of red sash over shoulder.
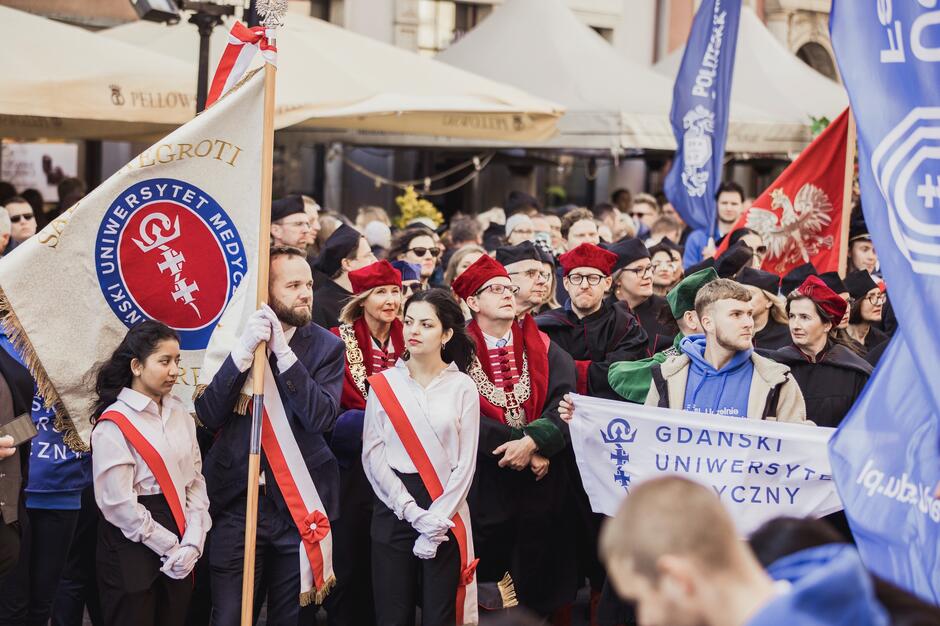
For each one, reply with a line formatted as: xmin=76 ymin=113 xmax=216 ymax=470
xmin=98 ymin=410 xmax=186 ymax=536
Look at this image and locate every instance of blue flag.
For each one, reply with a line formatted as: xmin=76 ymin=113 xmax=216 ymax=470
xmin=828 ymin=2 xmax=940 ymax=603
xmin=663 ymin=0 xmax=741 ymax=235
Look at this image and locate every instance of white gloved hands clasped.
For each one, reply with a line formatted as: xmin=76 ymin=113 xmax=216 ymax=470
xmin=231 ymin=309 xmax=272 ymax=372
xmin=261 ymin=304 xmax=297 ymax=371
xmin=403 ymin=503 xmax=454 ymax=539
xmin=412 ymin=532 xmax=448 ymax=560
xmin=160 ymin=544 xmax=200 ymax=580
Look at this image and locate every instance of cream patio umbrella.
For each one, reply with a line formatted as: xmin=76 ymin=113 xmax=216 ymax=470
xmin=102 ymin=13 xmax=563 ymax=142
xmin=0 ymin=5 xmax=196 ymax=140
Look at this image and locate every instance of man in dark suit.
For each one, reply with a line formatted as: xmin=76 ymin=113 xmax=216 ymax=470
xmin=195 ymin=245 xmax=344 ymax=626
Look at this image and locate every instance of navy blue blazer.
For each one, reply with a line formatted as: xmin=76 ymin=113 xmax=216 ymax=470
xmin=195 ymin=322 xmax=344 ymax=520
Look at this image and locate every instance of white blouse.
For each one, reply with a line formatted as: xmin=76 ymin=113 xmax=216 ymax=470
xmin=362 ymin=360 xmax=480 ymax=524
xmin=91 ymin=388 xmax=211 ymax=558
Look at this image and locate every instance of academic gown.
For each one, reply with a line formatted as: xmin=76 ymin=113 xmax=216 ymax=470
xmin=468 ymin=334 xmax=580 ymax=616
xmin=629 ymin=294 xmax=675 ymax=356
xmin=312 ymin=275 xmax=352 ymax=331
xmin=754 ymin=318 xmax=793 ymax=351
xmin=535 ymin=301 xmax=648 ymax=399
xmin=768 ymin=343 xmax=872 ymax=429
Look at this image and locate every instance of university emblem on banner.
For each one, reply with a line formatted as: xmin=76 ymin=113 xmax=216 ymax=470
xmin=871 ymin=107 xmax=940 ymax=276
xmin=680 ymin=105 xmax=715 ymax=197
xmin=601 ymin=418 xmax=638 ymax=492
xmin=94 ymin=177 xmax=248 ymax=350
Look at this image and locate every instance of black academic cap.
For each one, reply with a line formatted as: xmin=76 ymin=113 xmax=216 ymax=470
xmin=271 ymin=195 xmax=305 ymax=222
xmin=780 ymin=262 xmax=819 ymax=296
xmin=849 ymin=215 xmax=871 ymax=243
xmin=607 ymin=238 xmax=650 ymax=272
xmin=715 ymin=243 xmax=754 ymax=279
xmin=819 ymin=271 xmax=848 ymax=295
xmin=736 ymin=267 xmax=780 ymax=294
xmin=495 ymin=241 xmax=542 ymax=267
xmin=313 ymin=224 xmax=361 ymax=276
xmin=844 ymin=270 xmax=879 ymax=299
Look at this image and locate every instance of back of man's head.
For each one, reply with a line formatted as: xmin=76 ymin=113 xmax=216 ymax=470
xmin=693 ymin=278 xmax=751 ymax=320
xmin=450 ymin=216 xmax=482 ymax=245
xmin=601 ymin=476 xmax=744 ymax=584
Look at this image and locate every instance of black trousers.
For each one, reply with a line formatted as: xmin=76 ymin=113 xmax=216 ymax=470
xmin=0 ymin=505 xmax=80 ymax=626
xmin=208 ymin=490 xmax=304 ymax=626
xmin=323 ymin=461 xmax=375 ymax=626
xmin=52 ymin=485 xmax=103 ymax=626
xmin=371 ymin=472 xmax=460 ymax=626
xmin=96 ymin=495 xmax=192 ymax=626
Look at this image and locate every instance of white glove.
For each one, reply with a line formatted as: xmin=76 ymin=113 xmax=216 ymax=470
xmin=261 ymin=304 xmax=297 ymax=371
xmin=161 ymin=545 xmax=200 ymax=580
xmin=413 ymin=533 xmax=448 ymax=560
xmin=231 ymin=309 xmax=272 ymax=372
xmin=404 ymin=503 xmax=454 ymax=539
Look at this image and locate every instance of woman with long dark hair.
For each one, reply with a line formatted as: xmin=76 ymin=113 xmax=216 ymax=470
xmin=361 ymin=288 xmax=480 ymax=626
xmin=90 ymin=321 xmax=210 ymax=626
xmin=768 ymin=276 xmax=872 ymax=428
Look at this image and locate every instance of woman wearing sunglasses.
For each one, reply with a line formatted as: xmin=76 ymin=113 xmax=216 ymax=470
xmin=844 ymin=270 xmax=890 ymax=358
xmin=389 ymin=228 xmax=441 ymax=289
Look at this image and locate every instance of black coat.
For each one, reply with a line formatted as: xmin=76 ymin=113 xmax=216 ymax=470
xmin=536 ymin=301 xmax=648 ymax=399
xmin=768 ymin=343 xmax=872 ymax=428
xmin=311 ymin=273 xmax=352 ymax=331
xmin=631 ymin=294 xmax=675 ymax=356
xmin=754 ymin=318 xmax=792 ymax=351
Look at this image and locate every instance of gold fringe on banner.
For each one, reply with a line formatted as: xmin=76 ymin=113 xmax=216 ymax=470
xmin=0 ymin=287 xmax=88 ymax=452
xmin=497 ymin=572 xmax=518 ymax=608
xmin=299 ymin=575 xmax=336 ymax=607
xmin=192 ymin=384 xmax=251 ymax=415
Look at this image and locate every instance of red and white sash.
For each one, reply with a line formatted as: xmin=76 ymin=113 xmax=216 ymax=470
xmin=369 ymin=369 xmax=479 ymax=626
xmin=206 ymin=21 xmax=277 ymax=108
xmin=98 ymin=408 xmax=187 ymax=537
xmin=257 ymin=361 xmax=335 ymax=605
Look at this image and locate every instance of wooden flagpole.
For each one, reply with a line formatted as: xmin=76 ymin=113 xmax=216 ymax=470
xmin=241 ymin=5 xmax=282 ymax=624
xmin=837 ymin=109 xmax=857 ymax=277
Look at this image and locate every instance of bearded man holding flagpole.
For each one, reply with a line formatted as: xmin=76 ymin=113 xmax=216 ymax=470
xmin=192 ymin=3 xmax=342 ymax=625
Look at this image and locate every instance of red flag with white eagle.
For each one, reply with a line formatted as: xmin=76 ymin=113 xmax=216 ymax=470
xmin=715 ymin=108 xmax=852 ymax=275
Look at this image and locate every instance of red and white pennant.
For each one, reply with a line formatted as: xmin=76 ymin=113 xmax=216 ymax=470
xmin=206 ymin=21 xmax=277 ymax=109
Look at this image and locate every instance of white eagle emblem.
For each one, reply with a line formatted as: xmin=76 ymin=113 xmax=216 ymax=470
xmin=746 ymin=185 xmax=834 ymax=273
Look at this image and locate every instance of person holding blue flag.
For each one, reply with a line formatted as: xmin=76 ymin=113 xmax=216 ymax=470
xmin=663 ymin=0 xmax=742 ymax=269
xmin=828 ymin=0 xmax=940 ymax=605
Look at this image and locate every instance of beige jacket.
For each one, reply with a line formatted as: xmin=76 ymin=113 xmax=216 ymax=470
xmin=645 ymin=351 xmax=810 ymax=424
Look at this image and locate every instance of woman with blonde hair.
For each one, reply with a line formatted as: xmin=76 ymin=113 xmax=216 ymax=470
xmin=444 ymin=245 xmax=487 ymax=319
xmin=736 ymin=267 xmax=792 ymax=350
xmin=326 ymin=259 xmax=406 ymax=625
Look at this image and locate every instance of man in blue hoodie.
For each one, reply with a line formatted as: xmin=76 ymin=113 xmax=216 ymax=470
xmin=646 ymin=278 xmax=807 ymax=423
xmin=600 ymin=476 xmax=890 ymax=626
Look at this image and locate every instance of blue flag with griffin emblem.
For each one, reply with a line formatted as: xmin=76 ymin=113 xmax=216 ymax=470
xmin=663 ymin=0 xmax=741 ymax=235
xmin=828 ymin=1 xmax=940 ymax=603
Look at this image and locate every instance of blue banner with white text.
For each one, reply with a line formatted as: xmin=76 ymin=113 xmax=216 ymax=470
xmin=663 ymin=0 xmax=741 ymax=235
xmin=828 ymin=1 xmax=940 ymax=603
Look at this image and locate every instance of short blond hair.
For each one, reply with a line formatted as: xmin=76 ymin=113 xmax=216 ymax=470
xmin=599 ymin=476 xmax=742 ymax=582
xmin=693 ymin=278 xmax=751 ymax=319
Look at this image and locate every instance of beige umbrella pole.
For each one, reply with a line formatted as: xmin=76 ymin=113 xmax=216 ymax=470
xmin=242 ymin=4 xmax=283 ymax=624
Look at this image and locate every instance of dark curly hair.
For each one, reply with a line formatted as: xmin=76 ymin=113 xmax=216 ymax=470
xmin=91 ymin=321 xmax=179 ymax=422
xmin=402 ymin=288 xmax=476 ymax=372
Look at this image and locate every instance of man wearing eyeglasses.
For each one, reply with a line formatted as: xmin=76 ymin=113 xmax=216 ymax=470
xmin=451 ymin=253 xmax=578 ymax=620
xmin=270 ymin=196 xmax=313 ymax=249
xmin=607 ymin=238 xmax=675 ymax=355
xmin=3 ymin=198 xmax=36 ymax=254
xmin=497 ymin=241 xmax=551 ymax=318
xmin=845 ymin=270 xmax=889 ymax=359
xmin=536 ymin=243 xmax=648 ymax=400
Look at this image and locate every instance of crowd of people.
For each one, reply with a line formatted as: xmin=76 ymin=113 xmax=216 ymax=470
xmin=0 ymin=179 xmax=929 ymax=626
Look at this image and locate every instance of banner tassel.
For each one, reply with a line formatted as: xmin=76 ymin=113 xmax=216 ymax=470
xmin=497 ymin=572 xmax=518 ymax=608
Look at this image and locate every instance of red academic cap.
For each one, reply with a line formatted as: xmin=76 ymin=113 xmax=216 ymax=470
xmin=794 ymin=275 xmax=848 ymax=323
xmin=349 ymin=260 xmax=402 ymax=295
xmin=558 ymin=243 xmax=618 ymax=276
xmin=451 ymin=254 xmax=509 ymax=300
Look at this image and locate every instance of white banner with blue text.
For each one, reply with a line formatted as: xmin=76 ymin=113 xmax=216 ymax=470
xmin=569 ymin=394 xmax=842 ymax=535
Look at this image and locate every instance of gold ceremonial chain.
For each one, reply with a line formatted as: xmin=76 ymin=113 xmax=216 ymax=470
xmin=468 ymin=352 xmax=531 ymax=429
xmin=339 ymin=323 xmax=369 ymax=398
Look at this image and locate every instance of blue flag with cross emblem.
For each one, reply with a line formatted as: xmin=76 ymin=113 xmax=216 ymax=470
xmin=663 ymin=0 xmax=741 ymax=235
xmin=828 ymin=1 xmax=940 ymax=603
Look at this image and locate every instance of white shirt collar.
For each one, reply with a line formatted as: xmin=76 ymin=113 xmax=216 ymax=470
xmin=481 ymin=328 xmax=513 ymax=349
xmin=117 ymin=387 xmax=160 ymax=414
